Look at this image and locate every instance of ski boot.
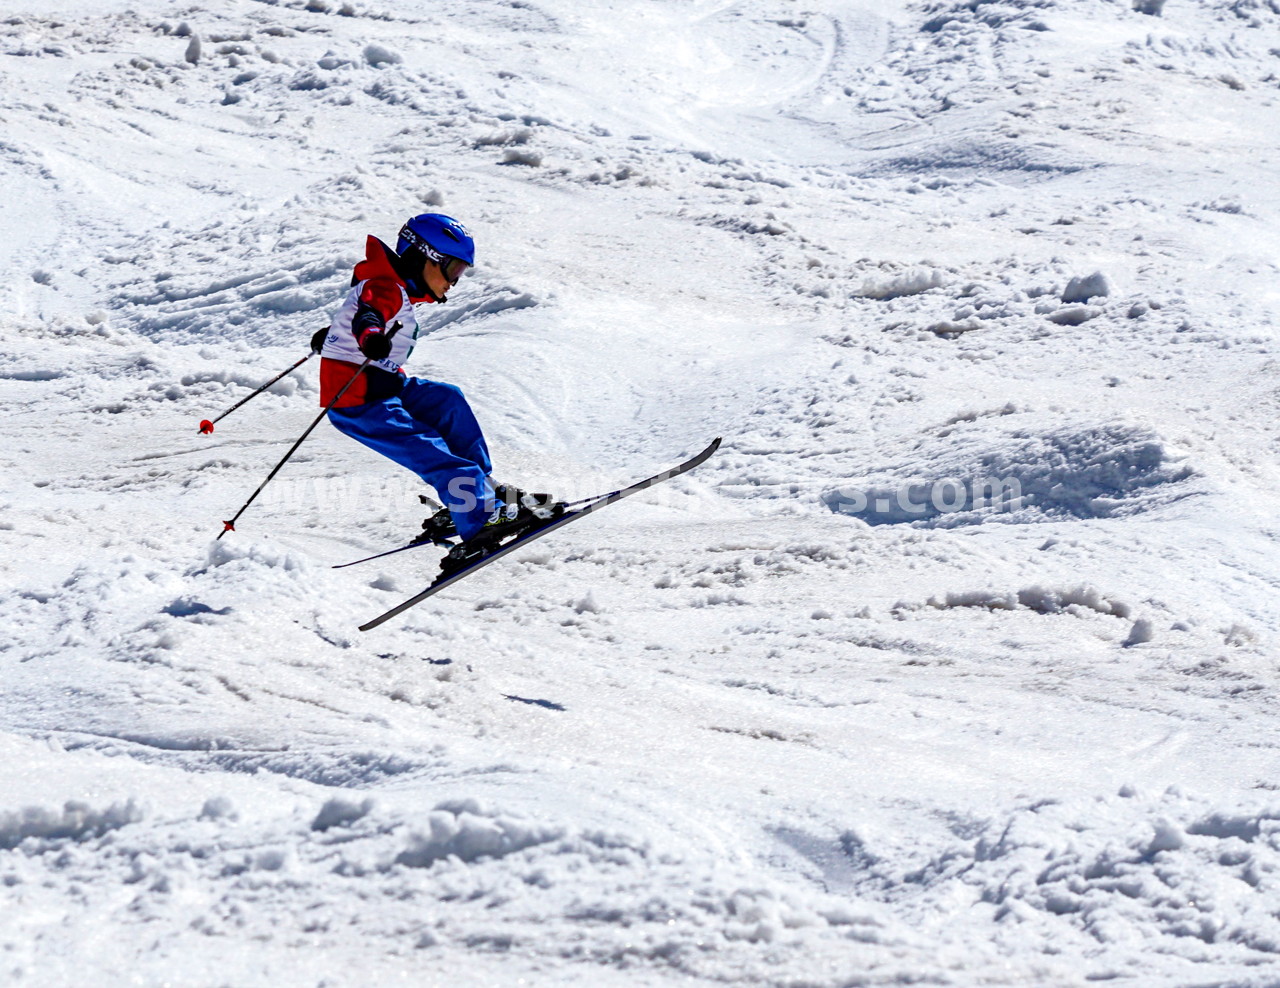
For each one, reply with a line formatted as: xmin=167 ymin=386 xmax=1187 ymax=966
xmin=483 ymin=483 xmax=565 ymax=540
xmin=492 ymin=482 xmax=560 ymax=521
xmin=415 ymin=485 xmax=559 ymax=548
xmin=437 ymin=486 xmax=566 ymax=577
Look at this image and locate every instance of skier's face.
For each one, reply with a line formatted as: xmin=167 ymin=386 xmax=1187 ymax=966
xmin=423 ymin=256 xmax=467 ymax=299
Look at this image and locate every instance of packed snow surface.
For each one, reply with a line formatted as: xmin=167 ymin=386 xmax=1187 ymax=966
xmin=3 ymin=0 xmax=1280 ymax=984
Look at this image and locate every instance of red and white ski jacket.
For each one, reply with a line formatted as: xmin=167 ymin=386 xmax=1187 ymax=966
xmin=318 ymin=236 xmax=435 ymax=407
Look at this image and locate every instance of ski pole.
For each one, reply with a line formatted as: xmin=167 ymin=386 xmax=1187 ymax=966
xmin=198 ymin=350 xmax=317 ymax=435
xmin=216 ymin=322 xmax=400 ymax=538
xmin=216 ymin=357 xmax=370 ymax=539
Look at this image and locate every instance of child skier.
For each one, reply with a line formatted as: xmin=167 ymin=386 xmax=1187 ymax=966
xmin=314 ymin=213 xmax=555 ymax=562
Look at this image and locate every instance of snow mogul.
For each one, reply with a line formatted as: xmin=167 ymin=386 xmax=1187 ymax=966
xmin=312 ymin=213 xmax=559 ymax=557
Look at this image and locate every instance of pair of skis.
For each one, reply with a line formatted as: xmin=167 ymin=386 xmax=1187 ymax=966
xmin=347 ymin=438 xmax=721 ymax=631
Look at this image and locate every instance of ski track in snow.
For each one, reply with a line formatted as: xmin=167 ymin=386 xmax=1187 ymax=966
xmin=3 ymin=0 xmax=1280 ymax=984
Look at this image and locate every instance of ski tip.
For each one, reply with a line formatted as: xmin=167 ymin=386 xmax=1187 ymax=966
xmin=199 ymin=419 xmax=215 ymax=435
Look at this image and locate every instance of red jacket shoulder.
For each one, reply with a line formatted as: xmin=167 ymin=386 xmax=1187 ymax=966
xmin=352 ymin=235 xmax=434 ymax=305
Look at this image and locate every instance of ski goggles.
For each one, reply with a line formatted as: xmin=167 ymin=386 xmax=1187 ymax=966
xmin=439 ymin=255 xmax=470 ymax=284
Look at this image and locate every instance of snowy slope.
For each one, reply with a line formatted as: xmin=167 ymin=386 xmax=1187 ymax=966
xmin=3 ymin=0 xmax=1280 ymax=984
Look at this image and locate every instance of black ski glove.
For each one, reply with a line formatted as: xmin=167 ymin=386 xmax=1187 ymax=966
xmin=310 ymin=327 xmax=329 ymax=354
xmin=359 ymin=331 xmax=392 ymax=361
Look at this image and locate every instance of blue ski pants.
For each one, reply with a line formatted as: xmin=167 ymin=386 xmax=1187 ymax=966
xmin=328 ymin=378 xmax=497 ymax=540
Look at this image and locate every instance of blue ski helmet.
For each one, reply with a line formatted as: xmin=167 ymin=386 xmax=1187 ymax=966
xmin=396 ymin=213 xmax=475 ymax=266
